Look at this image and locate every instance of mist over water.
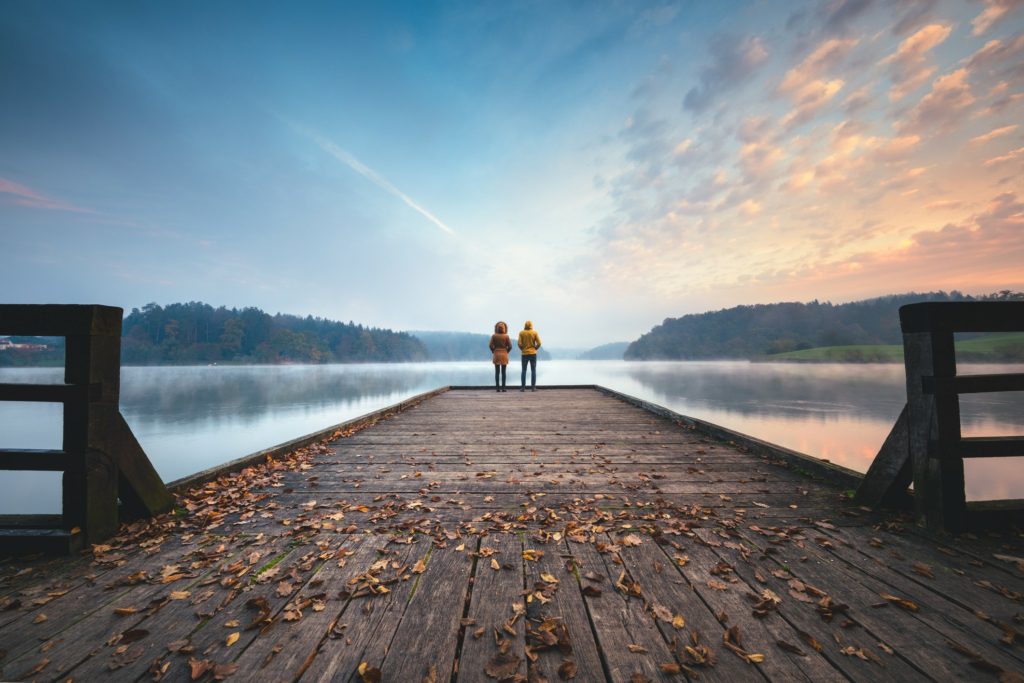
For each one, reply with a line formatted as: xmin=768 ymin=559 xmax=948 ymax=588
xmin=1 ymin=361 xmax=1022 ymax=513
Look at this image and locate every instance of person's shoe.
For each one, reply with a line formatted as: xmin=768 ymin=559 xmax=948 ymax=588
xmin=531 ymin=387 xmax=537 ymax=392
xmin=519 ymin=388 xmax=525 ymax=392
xmin=496 ymin=388 xmax=500 ymax=392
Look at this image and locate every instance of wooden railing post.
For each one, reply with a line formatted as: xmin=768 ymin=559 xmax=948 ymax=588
xmin=904 ymin=328 xmax=964 ymax=530
xmin=62 ymin=317 xmax=123 ymax=541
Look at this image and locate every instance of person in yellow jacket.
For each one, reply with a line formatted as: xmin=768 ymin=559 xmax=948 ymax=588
xmin=517 ymin=320 xmax=542 ymax=391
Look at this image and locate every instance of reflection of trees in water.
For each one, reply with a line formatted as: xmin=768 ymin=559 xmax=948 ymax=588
xmin=622 ymin=362 xmax=1024 ymax=426
xmin=119 ymin=364 xmax=485 ymax=427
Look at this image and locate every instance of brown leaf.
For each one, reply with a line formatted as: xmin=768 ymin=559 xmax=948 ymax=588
xmin=226 ymin=632 xmax=240 ymax=647
xmin=190 ymin=658 xmax=214 ymax=681
xmin=169 ymin=590 xmax=191 ymax=600
xmin=629 ymin=674 xmax=652 ymax=683
xmin=113 ymin=606 xmax=139 ymax=616
xmin=484 ymin=653 xmax=521 ymax=679
xmin=879 ymin=593 xmax=919 ymax=612
xmin=558 ymin=658 xmax=577 ymax=680
xmin=911 ymin=562 xmax=934 ymax=579
xmin=651 ymin=603 xmax=673 ymax=622
xmin=23 ymin=658 xmax=50 ymax=676
xmin=627 ymin=643 xmax=648 ymax=653
xmin=213 ymin=662 xmax=240 ymax=680
xmin=582 ymin=585 xmax=602 ymax=597
xmin=32 ymin=613 xmax=47 ymax=624
xmin=659 ymin=662 xmax=682 ymax=674
xmin=412 ymin=559 xmax=427 ymax=574
xmin=357 ymin=661 xmax=382 ymax=683
xmin=276 ymin=581 xmax=294 ymax=598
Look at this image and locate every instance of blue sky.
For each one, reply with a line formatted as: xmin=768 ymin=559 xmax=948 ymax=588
xmin=2 ymin=1 xmax=1023 ymax=346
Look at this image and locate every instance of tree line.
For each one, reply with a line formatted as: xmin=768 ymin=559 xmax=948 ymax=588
xmin=625 ymin=291 xmax=1024 ymax=360
xmin=120 ymin=302 xmax=426 ymax=364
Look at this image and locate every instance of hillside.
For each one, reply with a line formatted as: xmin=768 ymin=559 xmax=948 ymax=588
xmin=625 ymin=291 xmax=1024 ymax=360
xmin=770 ymin=333 xmax=1024 ymax=363
xmin=579 ymin=341 xmax=630 ymax=360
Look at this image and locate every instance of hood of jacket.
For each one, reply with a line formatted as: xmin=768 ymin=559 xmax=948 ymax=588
xmin=524 ymin=320 xmax=533 ymax=330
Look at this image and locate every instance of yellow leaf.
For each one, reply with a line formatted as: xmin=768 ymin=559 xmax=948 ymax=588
xmin=672 ymin=614 xmax=685 ymax=629
xmin=169 ymin=591 xmax=190 ymax=600
xmin=491 ymin=558 xmax=501 ymax=571
xmin=746 ymin=653 xmax=765 ymax=663
xmin=33 ymin=613 xmax=47 ymax=624
xmin=226 ymin=632 xmax=240 ymax=647
xmin=412 ymin=559 xmax=427 ymax=574
xmin=540 ymin=573 xmax=559 ymax=583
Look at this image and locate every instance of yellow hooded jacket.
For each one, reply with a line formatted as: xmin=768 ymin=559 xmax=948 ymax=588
xmin=517 ymin=321 xmax=542 ymax=356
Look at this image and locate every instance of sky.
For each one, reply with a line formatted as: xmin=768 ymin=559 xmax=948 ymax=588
xmin=1 ymin=0 xmax=1023 ymax=347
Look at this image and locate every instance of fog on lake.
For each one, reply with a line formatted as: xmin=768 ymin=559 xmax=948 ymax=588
xmin=2 ymin=360 xmax=1022 ymax=512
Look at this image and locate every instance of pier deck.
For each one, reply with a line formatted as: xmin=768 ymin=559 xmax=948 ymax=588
xmin=2 ymin=387 xmax=1023 ymax=682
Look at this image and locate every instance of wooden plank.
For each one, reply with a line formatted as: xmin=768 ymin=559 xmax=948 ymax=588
xmin=570 ymin=537 xmax=679 ymax=682
xmin=374 ymin=543 xmax=473 ymax=681
xmin=615 ymin=536 xmax=755 ymax=682
xmin=297 ymin=540 xmax=426 ymax=682
xmin=226 ymin=536 xmax=378 ymax=679
xmin=522 ymin=537 xmax=606 ymax=683
xmin=456 ymin=533 xmax=525 ymax=683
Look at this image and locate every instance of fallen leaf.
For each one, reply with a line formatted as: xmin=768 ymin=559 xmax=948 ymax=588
xmin=357 ymin=661 xmax=382 ymax=683
xmin=484 ymin=653 xmax=521 ymax=679
xmin=558 ymin=658 xmax=577 ymax=680
xmin=879 ymin=593 xmax=919 ymax=612
xmin=412 ymin=559 xmax=427 ymax=574
xmin=672 ymin=614 xmax=686 ymax=629
xmin=627 ymin=643 xmax=648 ymax=653
xmin=491 ymin=558 xmax=501 ymax=571
xmin=33 ymin=613 xmax=47 ymax=624
xmin=169 ymin=591 xmax=191 ymax=600
xmin=113 ymin=607 xmax=138 ymax=616
xmin=226 ymin=632 xmax=240 ymax=647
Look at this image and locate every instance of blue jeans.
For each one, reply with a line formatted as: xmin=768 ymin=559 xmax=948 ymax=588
xmin=521 ymin=355 xmax=537 ymax=387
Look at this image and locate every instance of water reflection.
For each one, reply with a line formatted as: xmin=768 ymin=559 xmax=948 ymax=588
xmin=0 ymin=361 xmax=1021 ymax=512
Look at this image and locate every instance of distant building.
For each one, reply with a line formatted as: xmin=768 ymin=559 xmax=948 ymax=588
xmin=0 ymin=337 xmax=48 ymax=351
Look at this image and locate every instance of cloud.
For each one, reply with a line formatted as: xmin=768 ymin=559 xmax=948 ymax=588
xmin=683 ymin=36 xmax=769 ymax=113
xmin=294 ymin=127 xmax=455 ymax=236
xmin=777 ymin=38 xmax=857 ymax=126
xmin=820 ymin=0 xmax=877 ymax=36
xmin=881 ymin=23 xmax=951 ymax=100
xmin=984 ymin=145 xmax=1024 ymax=165
xmin=898 ymin=67 xmax=975 ymax=132
xmin=972 ymin=0 xmax=1024 ymax=36
xmin=0 ymin=177 xmax=93 ymax=213
xmin=971 ymin=124 xmax=1019 ymax=144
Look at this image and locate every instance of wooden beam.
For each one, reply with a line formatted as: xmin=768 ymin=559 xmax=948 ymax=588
xmin=950 ymin=436 xmax=1024 ymax=458
xmin=0 ymin=383 xmax=99 ymax=403
xmin=855 ymin=404 xmax=913 ymax=508
xmin=923 ymin=373 xmax=1024 ymax=395
xmin=111 ymin=411 xmax=174 ymax=519
xmin=900 ymin=301 xmax=1024 ymax=333
xmin=0 ymin=449 xmax=72 ymax=471
xmin=0 ymin=304 xmax=122 ymax=336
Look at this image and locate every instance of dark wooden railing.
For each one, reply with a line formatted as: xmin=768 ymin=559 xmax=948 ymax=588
xmin=858 ymin=301 xmax=1024 ymax=531
xmin=0 ymin=305 xmax=172 ymax=553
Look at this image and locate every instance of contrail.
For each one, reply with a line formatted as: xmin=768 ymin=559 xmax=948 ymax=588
xmin=297 ymin=126 xmax=455 ymax=236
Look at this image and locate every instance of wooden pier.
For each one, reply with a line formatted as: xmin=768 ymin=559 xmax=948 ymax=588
xmin=2 ymin=387 xmax=1023 ymax=682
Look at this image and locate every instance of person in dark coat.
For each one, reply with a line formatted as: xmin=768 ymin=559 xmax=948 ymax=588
xmin=489 ymin=321 xmax=512 ymax=392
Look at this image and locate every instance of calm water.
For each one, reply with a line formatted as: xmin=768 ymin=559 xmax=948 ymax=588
xmin=1 ymin=361 xmax=1022 ymax=512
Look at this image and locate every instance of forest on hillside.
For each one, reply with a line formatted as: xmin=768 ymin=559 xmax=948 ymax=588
xmin=118 ymin=303 xmax=427 ymax=364
xmin=625 ymin=291 xmax=1024 ymax=360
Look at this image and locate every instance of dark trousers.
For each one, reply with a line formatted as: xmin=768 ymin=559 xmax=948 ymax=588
xmin=494 ymin=364 xmax=507 ymax=387
xmin=521 ymin=354 xmax=537 ymax=387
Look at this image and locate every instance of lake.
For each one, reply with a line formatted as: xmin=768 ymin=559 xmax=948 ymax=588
xmin=2 ymin=360 xmax=1022 ymax=513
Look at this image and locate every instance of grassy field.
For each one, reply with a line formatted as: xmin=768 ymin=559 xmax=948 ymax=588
xmin=768 ymin=332 xmax=1024 ymax=363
